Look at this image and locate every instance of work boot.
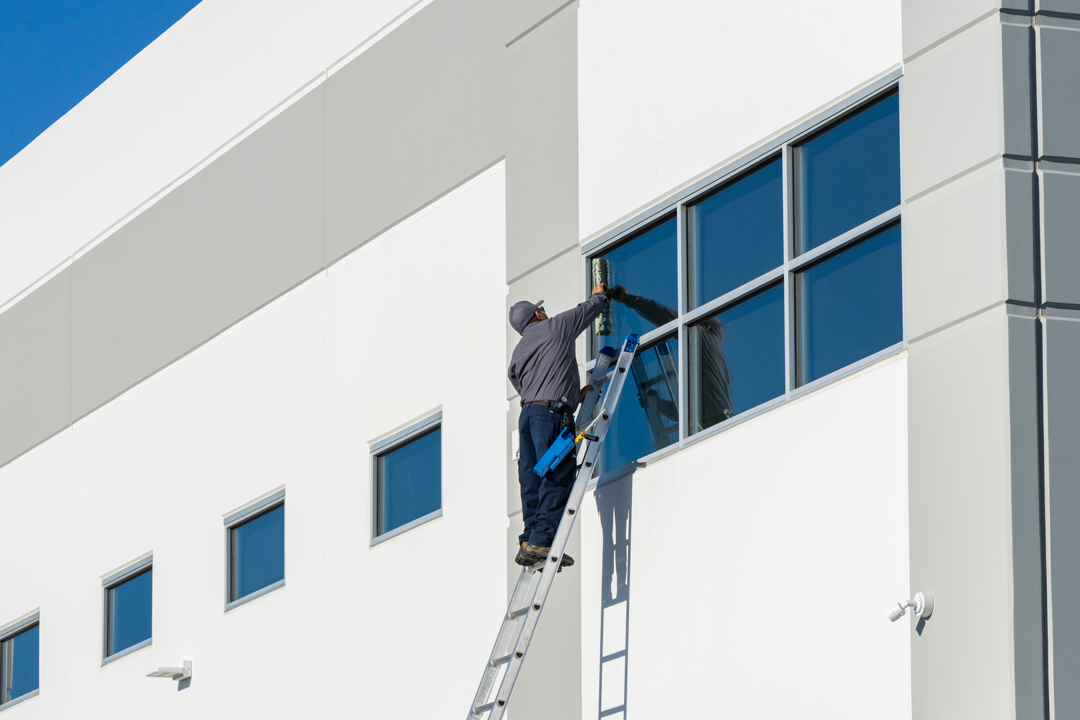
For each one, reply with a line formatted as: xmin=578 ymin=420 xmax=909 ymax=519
xmin=525 ymin=544 xmax=575 ymax=569
xmin=513 ymin=542 xmax=532 ymax=567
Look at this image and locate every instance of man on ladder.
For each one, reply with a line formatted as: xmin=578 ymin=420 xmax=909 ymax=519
xmin=507 ymin=281 xmax=609 ymax=569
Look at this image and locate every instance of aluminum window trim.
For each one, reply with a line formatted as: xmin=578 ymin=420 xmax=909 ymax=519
xmin=788 ymin=206 xmax=902 ymax=271
xmin=102 ymin=557 xmax=153 ymax=663
xmin=0 ymin=689 xmax=39 ymax=713
xmin=0 ymin=613 xmax=39 ymax=643
xmin=581 ymin=67 xmax=903 ymax=256
xmin=224 ymin=488 xmax=286 ymax=528
xmin=101 ymin=637 xmax=152 ymax=667
xmin=682 ymin=268 xmax=786 ymax=327
xmin=370 ymin=413 xmax=443 ymax=543
xmin=225 ymin=578 xmax=286 ymax=613
xmin=102 ymin=555 xmax=153 ymax=588
xmin=224 ymin=496 xmax=286 ymax=610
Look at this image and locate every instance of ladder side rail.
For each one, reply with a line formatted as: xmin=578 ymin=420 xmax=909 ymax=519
xmin=484 ymin=335 xmax=639 ymax=720
xmin=468 ymin=566 xmax=539 ymax=718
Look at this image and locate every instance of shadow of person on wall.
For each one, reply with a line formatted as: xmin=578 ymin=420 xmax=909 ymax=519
xmin=595 ymin=471 xmax=633 ymax=718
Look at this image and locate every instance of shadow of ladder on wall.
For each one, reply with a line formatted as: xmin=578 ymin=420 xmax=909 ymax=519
xmin=467 ymin=334 xmax=642 ymax=720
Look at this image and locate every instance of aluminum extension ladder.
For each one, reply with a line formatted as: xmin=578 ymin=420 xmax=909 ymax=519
xmin=467 ymin=333 xmax=640 ymax=720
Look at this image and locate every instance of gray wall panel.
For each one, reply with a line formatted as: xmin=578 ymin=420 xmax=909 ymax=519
xmin=325 ymin=0 xmax=505 ymax=265
xmin=1036 ymin=0 xmax=1080 ymax=14
xmin=908 ymin=307 xmax=1016 ymax=720
xmin=1007 ymin=313 xmax=1047 ymax=720
xmin=1037 ymin=26 xmax=1080 ymax=160
xmin=1044 ymin=316 xmax=1080 ymax=718
xmin=1005 ymin=165 xmax=1037 ymax=303
xmin=1002 ymin=23 xmax=1036 ymax=159
xmin=506 ymin=9 xmax=578 ymax=283
xmin=1041 ymin=169 xmax=1080 ymax=305
xmin=71 ymin=88 xmax=324 ymax=419
xmin=0 ymin=269 xmax=70 ymax=467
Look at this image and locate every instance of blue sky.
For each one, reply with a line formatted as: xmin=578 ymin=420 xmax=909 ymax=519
xmin=0 ymin=0 xmax=203 ymax=168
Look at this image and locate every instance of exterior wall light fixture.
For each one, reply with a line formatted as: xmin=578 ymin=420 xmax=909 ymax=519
xmin=888 ymin=592 xmax=934 ymax=622
xmin=147 ymin=660 xmax=192 ymax=681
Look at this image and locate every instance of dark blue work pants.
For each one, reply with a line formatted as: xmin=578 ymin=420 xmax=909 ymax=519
xmin=517 ymin=404 xmax=577 ymax=548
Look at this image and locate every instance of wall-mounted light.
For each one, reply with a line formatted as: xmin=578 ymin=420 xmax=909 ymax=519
xmin=888 ymin=592 xmax=934 ymax=622
xmin=147 ymin=660 xmax=191 ymax=681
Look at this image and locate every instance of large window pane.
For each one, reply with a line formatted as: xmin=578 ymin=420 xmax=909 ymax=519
xmin=796 ymin=224 xmax=903 ymax=385
xmin=794 ymin=91 xmax=900 ymax=254
xmin=376 ymin=427 xmax=442 ymax=536
xmin=690 ymin=284 xmax=785 ymax=433
xmin=0 ymin=624 xmax=39 ymax=705
xmin=230 ymin=504 xmax=285 ymax=602
xmin=600 ymin=337 xmax=679 ymax=474
xmin=106 ymin=569 xmax=152 ymax=658
xmin=688 ymin=158 xmax=783 ymax=308
xmin=591 ymin=217 xmax=678 ymax=351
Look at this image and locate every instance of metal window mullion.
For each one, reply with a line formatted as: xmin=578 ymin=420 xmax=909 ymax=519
xmin=677 ymin=204 xmax=688 ymax=444
xmin=787 ymin=205 xmax=902 ymax=272
xmin=782 ymin=144 xmax=795 ymax=394
xmin=681 ymin=267 xmax=785 ymax=327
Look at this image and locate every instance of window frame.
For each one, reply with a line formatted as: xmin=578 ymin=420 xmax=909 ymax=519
xmin=0 ymin=612 xmax=40 ymax=712
xmin=370 ymin=410 xmax=443 ymax=546
xmin=101 ymin=554 xmax=153 ymax=665
xmin=581 ymin=70 xmax=905 ymax=485
xmin=224 ymin=489 xmax=286 ymax=612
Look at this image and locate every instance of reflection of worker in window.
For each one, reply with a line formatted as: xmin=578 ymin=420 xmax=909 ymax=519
xmin=607 ymin=285 xmax=733 ymax=431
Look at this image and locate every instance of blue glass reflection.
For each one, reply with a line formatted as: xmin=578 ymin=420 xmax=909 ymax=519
xmin=0 ymin=625 xmax=39 ymax=704
xmin=688 ymin=158 xmax=783 ymax=308
xmin=795 ymin=91 xmax=900 ymax=253
xmin=231 ymin=504 xmax=285 ymax=601
xmin=600 ymin=337 xmax=679 ymax=474
xmin=690 ymin=284 xmax=785 ymax=433
xmin=797 ymin=224 xmax=903 ymax=384
xmin=377 ymin=428 xmax=441 ymax=536
xmin=108 ymin=569 xmax=152 ymax=657
xmin=591 ymin=217 xmax=678 ymax=352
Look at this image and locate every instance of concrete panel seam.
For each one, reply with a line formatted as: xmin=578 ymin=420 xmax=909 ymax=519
xmin=903 ymin=9 xmax=1001 ymax=64
xmin=507 ymin=244 xmax=581 ymax=285
xmin=905 ymin=154 xmax=1001 ymax=204
xmin=0 ymin=256 xmax=71 ymax=319
xmin=326 ymin=0 xmax=433 ymax=77
xmin=505 ymin=0 xmax=578 ymax=48
xmin=908 ymin=300 xmax=1009 ymax=344
xmin=70 ymin=71 xmax=326 ymax=264
xmin=1035 ymin=13 xmax=1080 ymax=28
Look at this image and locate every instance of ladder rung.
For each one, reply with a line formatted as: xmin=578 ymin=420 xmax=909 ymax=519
xmin=509 ymin=607 xmax=529 ymax=619
xmin=473 ymin=701 xmax=495 ymax=715
xmin=491 ymin=654 xmax=513 ymax=668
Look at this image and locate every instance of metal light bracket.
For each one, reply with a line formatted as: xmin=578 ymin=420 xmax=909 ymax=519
xmin=147 ymin=660 xmax=191 ymax=681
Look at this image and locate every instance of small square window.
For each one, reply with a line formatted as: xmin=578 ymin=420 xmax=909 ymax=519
xmin=599 ymin=336 xmax=680 ymax=475
xmin=372 ymin=416 xmax=442 ymax=541
xmin=794 ymin=90 xmax=900 ymax=255
xmin=795 ymin=223 xmax=903 ymax=385
xmin=103 ymin=559 xmax=152 ymax=662
xmin=0 ymin=617 xmax=39 ymax=709
xmin=226 ymin=495 xmax=285 ymax=608
xmin=689 ymin=283 xmax=785 ymax=434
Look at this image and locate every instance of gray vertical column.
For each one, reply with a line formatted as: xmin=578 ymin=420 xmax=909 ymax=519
xmin=1035 ymin=8 xmax=1080 ymax=718
xmin=903 ymin=2 xmax=1047 ymax=719
xmin=503 ymin=3 xmax=582 ymax=719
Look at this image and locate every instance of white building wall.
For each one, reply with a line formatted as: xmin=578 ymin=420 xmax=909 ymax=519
xmin=0 ymin=166 xmax=507 ymax=719
xmin=580 ymin=356 xmax=911 ymax=719
xmin=578 ymin=0 xmax=902 ymax=240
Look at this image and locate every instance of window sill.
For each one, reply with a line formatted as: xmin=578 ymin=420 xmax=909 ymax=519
xmin=0 ymin=689 xmax=39 ymax=713
xmin=225 ymin=579 xmax=286 ymax=613
xmin=102 ymin=638 xmax=152 ymax=666
xmin=370 ymin=508 xmax=443 ymax=547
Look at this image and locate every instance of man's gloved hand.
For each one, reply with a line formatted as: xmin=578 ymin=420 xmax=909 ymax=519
xmin=591 ymin=282 xmax=608 ymax=296
xmin=579 ymin=384 xmax=594 ymax=404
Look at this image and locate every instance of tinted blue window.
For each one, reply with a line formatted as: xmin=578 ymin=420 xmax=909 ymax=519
xmin=796 ymin=224 xmax=903 ymax=384
xmin=107 ymin=569 xmax=152 ymax=657
xmin=230 ymin=505 xmax=285 ymax=602
xmin=794 ymin=91 xmax=900 ymax=254
xmin=0 ymin=624 xmax=39 ymax=704
xmin=600 ymin=337 xmax=679 ymax=474
xmin=690 ymin=284 xmax=785 ymax=433
xmin=591 ymin=217 xmax=678 ymax=352
xmin=377 ymin=427 xmax=441 ymax=536
xmin=688 ymin=158 xmax=783 ymax=308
